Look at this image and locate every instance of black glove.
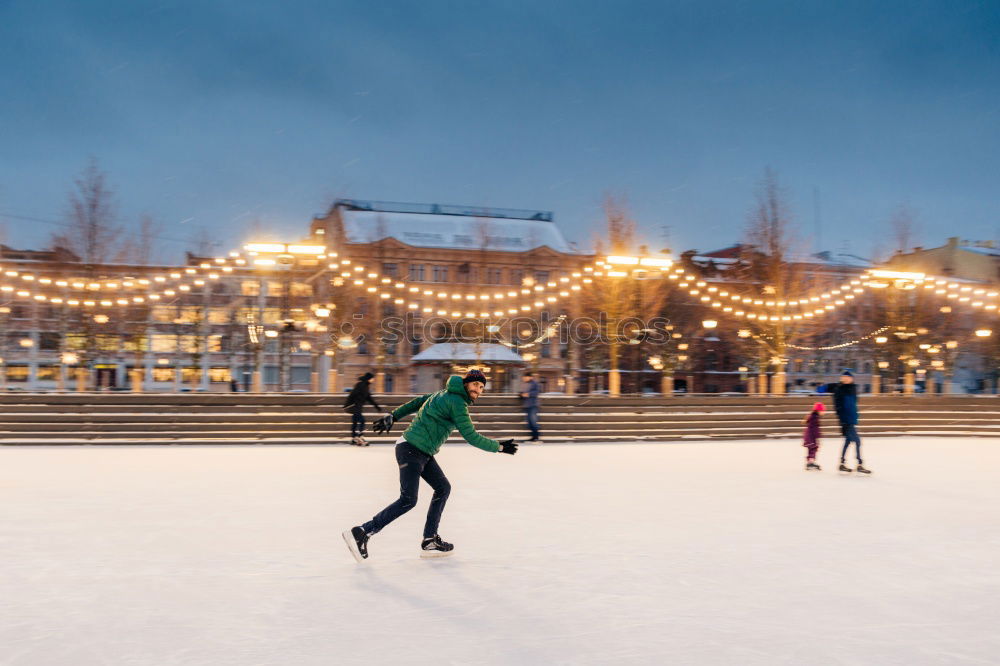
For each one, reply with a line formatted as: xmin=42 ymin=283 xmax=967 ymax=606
xmin=498 ymin=439 xmax=518 ymax=455
xmin=372 ymin=413 xmax=395 ymax=434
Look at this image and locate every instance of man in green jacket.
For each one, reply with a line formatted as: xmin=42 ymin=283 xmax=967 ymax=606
xmin=343 ymin=370 xmax=517 ymax=561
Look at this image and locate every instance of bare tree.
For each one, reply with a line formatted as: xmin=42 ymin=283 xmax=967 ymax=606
xmin=580 ymin=194 xmax=641 ymax=395
xmin=725 ymin=169 xmax=814 ymax=392
xmin=190 ymin=226 xmax=217 ymax=258
xmin=888 ymin=204 xmax=920 ymax=255
xmin=52 ymin=159 xmax=120 ymax=264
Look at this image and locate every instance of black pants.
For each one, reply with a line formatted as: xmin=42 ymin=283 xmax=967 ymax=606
xmin=350 ymin=411 xmax=365 ymax=438
xmin=362 ymin=441 xmax=451 ymax=539
xmin=840 ymin=423 xmax=862 ymax=463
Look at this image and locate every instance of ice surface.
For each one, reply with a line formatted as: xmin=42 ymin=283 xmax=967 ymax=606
xmin=2 ymin=438 xmax=999 ymax=665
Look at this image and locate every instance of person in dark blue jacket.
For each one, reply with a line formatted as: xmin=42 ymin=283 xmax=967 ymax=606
xmin=343 ymin=372 xmax=381 ymax=446
xmin=830 ymin=370 xmax=871 ymax=474
xmin=519 ymin=372 xmax=542 ymax=443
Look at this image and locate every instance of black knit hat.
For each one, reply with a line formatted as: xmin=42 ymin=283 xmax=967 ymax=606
xmin=463 ymin=369 xmax=487 ymax=385
xmin=359 ymin=372 xmax=374 ymax=381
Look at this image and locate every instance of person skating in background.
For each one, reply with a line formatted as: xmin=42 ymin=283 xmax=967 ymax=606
xmin=831 ymin=370 xmax=871 ymax=474
xmin=802 ymin=402 xmax=825 ymax=470
xmin=519 ymin=372 xmax=542 ymax=443
xmin=343 ymin=372 xmax=381 ymax=446
xmin=342 ymin=370 xmax=517 ymax=561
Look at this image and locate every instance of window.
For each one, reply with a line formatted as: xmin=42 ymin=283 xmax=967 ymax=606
xmin=534 ymin=271 xmax=550 ymax=284
xmin=411 ymin=336 xmax=423 ymax=356
xmin=96 ymin=335 xmax=120 ymax=352
xmin=291 ymin=366 xmax=311 ymax=385
xmin=123 ymin=335 xmax=148 ymax=353
xmin=207 ymin=335 xmax=223 ymax=352
xmin=36 ymin=365 xmax=58 ymax=381
xmin=357 ymin=340 xmax=369 ymax=355
xmin=208 ymin=308 xmax=230 ymax=324
xmin=289 ymin=282 xmax=312 ymax=297
xmin=264 ymin=366 xmax=279 ymax=384
xmin=510 ymin=269 xmax=524 ymax=285
xmin=208 ymin=367 xmax=232 ymax=383
xmin=408 ymin=264 xmax=425 ymax=281
xmin=65 ymin=334 xmax=86 ymax=350
xmin=541 ymin=342 xmax=551 ymax=358
xmin=181 ymin=367 xmax=201 ymax=383
xmin=179 ymin=335 xmax=201 ymax=354
xmin=382 ymin=263 xmax=398 ymax=277
xmin=10 ymin=305 xmax=28 ymax=320
xmin=241 ymin=281 xmax=261 ymax=296
xmin=5 ymin=365 xmax=28 ymax=382
xmin=39 ymin=332 xmax=61 ymax=351
xmin=152 ymin=368 xmax=175 ymax=382
xmin=151 ymin=335 xmax=176 ymax=352
xmin=486 ymin=268 xmax=503 ymax=284
xmin=432 ymin=266 xmax=449 ymax=282
xmin=152 ymin=306 xmax=175 ymax=323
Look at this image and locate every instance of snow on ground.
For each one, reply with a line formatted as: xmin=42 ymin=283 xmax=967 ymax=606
xmin=1 ymin=437 xmax=999 ymax=665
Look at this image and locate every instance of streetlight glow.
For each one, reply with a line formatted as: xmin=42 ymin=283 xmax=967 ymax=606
xmin=702 ymin=320 xmax=718 ymax=329
xmin=245 ymin=243 xmax=286 ymax=253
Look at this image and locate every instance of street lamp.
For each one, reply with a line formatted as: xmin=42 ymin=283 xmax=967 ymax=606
xmin=975 ymin=329 xmax=992 ymax=337
xmin=702 ymin=320 xmax=718 ymax=329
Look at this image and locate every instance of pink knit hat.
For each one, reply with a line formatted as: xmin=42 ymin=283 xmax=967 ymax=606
xmin=812 ymin=402 xmax=826 ymax=412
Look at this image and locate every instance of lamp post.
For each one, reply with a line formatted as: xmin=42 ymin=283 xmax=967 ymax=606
xmin=871 ymin=335 xmax=888 ymax=395
xmin=943 ymin=340 xmax=959 ymax=394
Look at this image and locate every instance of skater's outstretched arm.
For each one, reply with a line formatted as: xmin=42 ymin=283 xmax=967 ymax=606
xmin=392 ymin=393 xmax=432 ymax=420
xmin=449 ymin=399 xmax=500 ymax=452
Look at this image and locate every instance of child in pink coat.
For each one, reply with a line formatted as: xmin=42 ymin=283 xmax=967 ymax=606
xmin=802 ymin=402 xmax=824 ymax=470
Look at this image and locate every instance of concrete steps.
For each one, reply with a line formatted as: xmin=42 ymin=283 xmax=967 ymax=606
xmin=0 ymin=393 xmax=996 ymax=445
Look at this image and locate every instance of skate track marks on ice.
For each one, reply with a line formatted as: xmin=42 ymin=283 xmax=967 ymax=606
xmin=1 ymin=438 xmax=998 ymax=665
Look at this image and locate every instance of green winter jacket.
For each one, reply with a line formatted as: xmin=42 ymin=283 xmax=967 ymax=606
xmin=391 ymin=375 xmax=500 ymax=456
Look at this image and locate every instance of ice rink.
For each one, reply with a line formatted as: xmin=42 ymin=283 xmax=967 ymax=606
xmin=2 ymin=437 xmax=998 ymax=665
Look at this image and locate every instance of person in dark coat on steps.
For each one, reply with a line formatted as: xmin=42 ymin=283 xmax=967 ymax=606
xmin=344 ymin=372 xmax=381 ymax=446
xmin=519 ymin=372 xmax=542 ymax=443
xmin=829 ymin=370 xmax=871 ymax=474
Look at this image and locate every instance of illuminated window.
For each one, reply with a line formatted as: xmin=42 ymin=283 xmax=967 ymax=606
xmin=241 ymin=281 xmax=261 ymax=296
xmin=152 ymin=368 xmax=174 ymax=382
xmin=5 ymin=365 xmax=28 ymax=382
xmin=208 ymin=367 xmax=231 ymax=383
xmin=150 ymin=335 xmax=176 ymax=352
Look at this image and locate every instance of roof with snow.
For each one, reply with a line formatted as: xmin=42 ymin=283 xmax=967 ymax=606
xmin=334 ymin=200 xmax=573 ymax=253
xmin=411 ymin=343 xmax=526 ymax=364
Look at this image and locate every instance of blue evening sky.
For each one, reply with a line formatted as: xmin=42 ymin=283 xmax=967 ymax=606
xmin=1 ymin=0 xmax=998 ymax=262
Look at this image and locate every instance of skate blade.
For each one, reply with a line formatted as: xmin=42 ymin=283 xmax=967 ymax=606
xmin=342 ymin=530 xmax=364 ymax=563
xmin=419 ymin=550 xmax=454 ymax=559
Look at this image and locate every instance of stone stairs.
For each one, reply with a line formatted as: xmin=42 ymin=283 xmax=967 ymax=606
xmin=0 ymin=393 xmax=995 ymax=444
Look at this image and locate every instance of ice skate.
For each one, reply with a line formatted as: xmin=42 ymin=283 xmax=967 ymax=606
xmin=805 ymin=461 xmax=821 ymax=471
xmin=420 ymin=535 xmax=454 ymax=558
xmin=357 ymin=435 xmax=370 ymax=447
xmin=838 ymin=462 xmax=852 ymax=473
xmin=350 ymin=436 xmax=363 ymax=446
xmin=855 ymin=464 xmax=872 ymax=475
xmin=342 ymin=526 xmax=369 ymax=562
